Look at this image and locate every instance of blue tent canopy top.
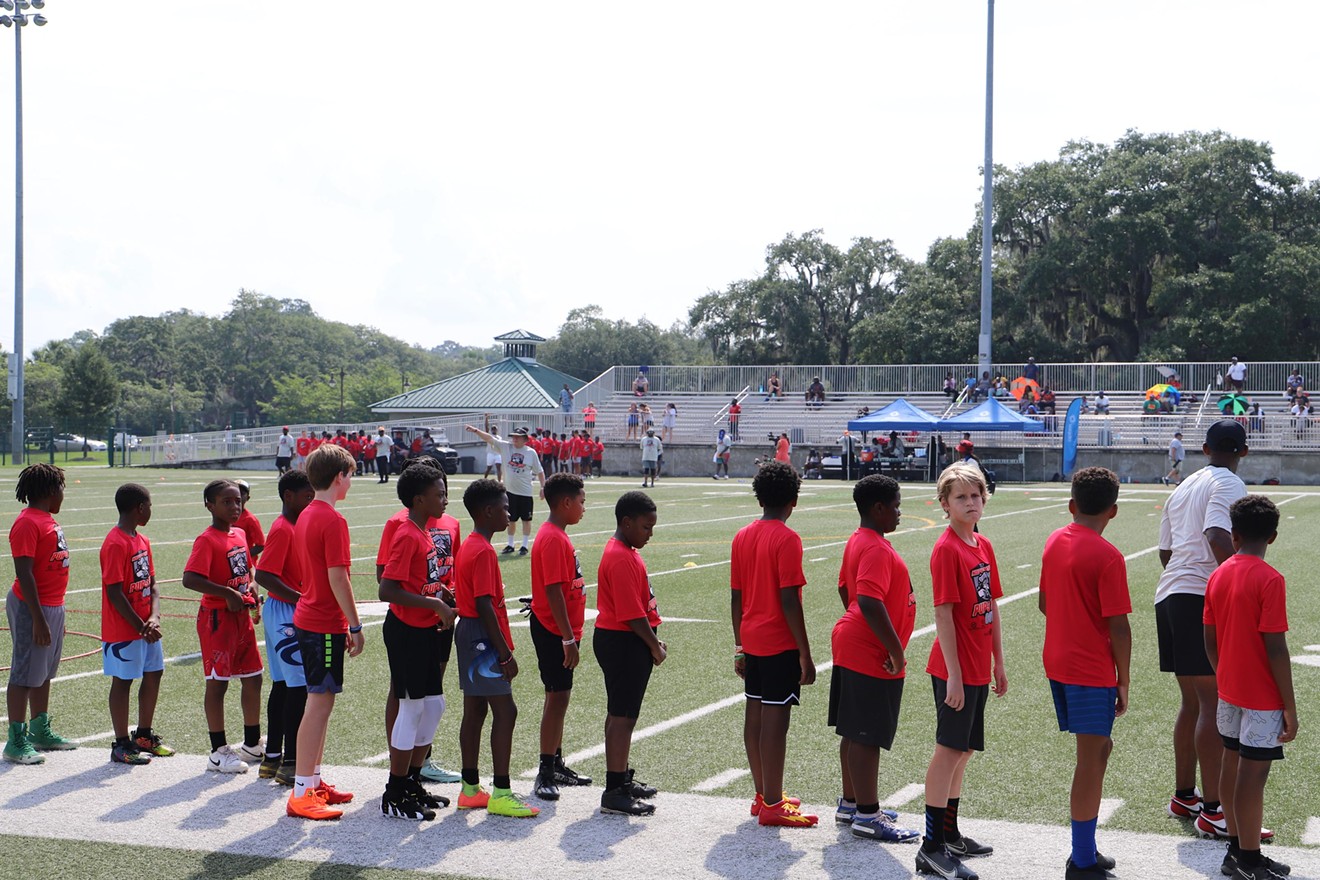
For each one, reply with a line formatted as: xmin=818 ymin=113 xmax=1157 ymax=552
xmin=846 ymin=399 xmax=940 ymax=432
xmin=937 ymin=398 xmax=1046 ymax=432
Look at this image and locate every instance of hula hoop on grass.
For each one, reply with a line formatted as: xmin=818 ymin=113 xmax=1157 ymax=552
xmin=0 ymin=626 xmax=103 ymax=672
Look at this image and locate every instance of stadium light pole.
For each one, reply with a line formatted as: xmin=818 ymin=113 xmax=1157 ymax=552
xmin=1 ymin=1 xmax=49 ymax=466
xmin=977 ymin=0 xmax=994 ymax=387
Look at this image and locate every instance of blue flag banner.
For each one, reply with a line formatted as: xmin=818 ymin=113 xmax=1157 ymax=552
xmin=1062 ymin=397 xmax=1083 ymax=477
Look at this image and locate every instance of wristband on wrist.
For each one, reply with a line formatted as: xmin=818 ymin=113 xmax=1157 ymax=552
xmin=734 ymin=645 xmax=743 ymax=654
xmin=499 ymin=654 xmax=514 ymax=666
xmin=348 ymin=624 xmax=363 ymax=634
xmin=562 ymin=638 xmax=576 ymax=646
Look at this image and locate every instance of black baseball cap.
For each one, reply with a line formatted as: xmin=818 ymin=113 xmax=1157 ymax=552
xmin=1205 ymin=419 xmax=1247 ymax=453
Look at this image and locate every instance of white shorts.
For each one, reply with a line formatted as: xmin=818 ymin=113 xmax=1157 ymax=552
xmin=1217 ymin=699 xmax=1285 ymax=759
xmin=486 ymin=452 xmax=503 ymax=467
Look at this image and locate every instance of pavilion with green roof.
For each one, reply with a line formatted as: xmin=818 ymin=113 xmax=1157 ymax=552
xmin=369 ymin=330 xmax=586 ymax=418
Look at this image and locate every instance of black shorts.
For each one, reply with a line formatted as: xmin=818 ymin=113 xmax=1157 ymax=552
xmin=1156 ymin=593 xmax=1215 ymax=677
xmin=828 ymin=666 xmax=904 ymax=750
xmin=276 ymin=456 xmax=291 ymax=469
xmin=295 ymin=628 xmax=346 ymax=695
xmin=508 ymin=493 xmax=534 ymax=522
xmin=744 ymin=649 xmax=801 ymax=707
xmin=932 ymin=675 xmax=990 ymax=752
xmin=437 ymin=621 xmax=454 ymax=665
xmin=530 ymin=612 xmax=575 ymax=692
xmin=593 ymin=626 xmax=655 ymax=719
xmin=383 ymin=611 xmax=445 ymax=699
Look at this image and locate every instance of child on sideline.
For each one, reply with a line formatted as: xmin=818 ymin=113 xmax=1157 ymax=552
xmin=181 ymin=480 xmax=265 ymax=774
xmin=1204 ymin=496 xmax=1296 ymax=880
xmin=235 ymin=480 xmax=266 ymax=562
xmin=378 ymin=461 xmax=457 ymax=820
xmin=830 ymin=475 xmax=918 ymax=842
xmin=530 ymin=473 xmax=592 ymax=800
xmin=1038 ymin=467 xmax=1131 ymax=879
xmin=731 ymin=460 xmax=818 ymax=827
xmin=595 ymin=490 xmax=666 ymax=815
xmin=4 ymin=463 xmax=75 ymax=764
xmin=101 ymin=483 xmax=171 ymax=765
xmin=453 ymin=479 xmax=539 ymax=818
xmin=286 ymin=443 xmax=362 ymax=820
xmin=918 ymin=463 xmax=1006 ymax=880
xmin=253 ymin=468 xmax=315 ymax=784
xmin=376 ymin=459 xmax=463 ymax=785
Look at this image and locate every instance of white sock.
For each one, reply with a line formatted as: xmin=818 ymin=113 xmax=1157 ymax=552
xmin=521 ymin=535 xmax=529 ymax=547
xmin=294 ymin=775 xmax=312 ymax=797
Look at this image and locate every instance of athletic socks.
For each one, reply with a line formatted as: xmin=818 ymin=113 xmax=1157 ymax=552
xmin=857 ymin=802 xmax=880 ymax=818
xmin=945 ymin=797 xmax=962 ymax=840
xmin=462 ymin=767 xmax=479 ymax=786
xmin=244 ymin=724 xmax=261 ymax=750
xmin=1070 ymin=817 xmax=1098 ymax=868
xmin=1228 ymin=836 xmax=1241 ymax=856
xmin=387 ymin=773 xmax=409 ymax=792
xmin=136 ymin=727 xmax=153 ymax=740
xmin=539 ymin=753 xmax=555 ymax=775
xmin=208 ymin=731 xmax=226 ymax=752
xmin=493 ymin=774 xmax=511 ymax=790
xmin=409 ymin=764 xmax=424 ymax=781
xmin=923 ymin=804 xmax=947 ymax=851
xmin=521 ymin=536 xmax=529 ymax=549
xmin=115 ymin=735 xmax=131 ymax=747
xmin=284 ymin=686 xmax=307 ymax=765
xmin=1175 ymin=787 xmax=1197 ymax=800
xmin=294 ymin=775 xmax=313 ymax=797
xmin=1239 ymin=848 xmax=1262 ymax=869
xmin=605 ymin=770 xmax=627 ymax=791
xmin=1203 ymin=799 xmax=1222 ymax=814
xmin=266 ymin=681 xmax=287 ymax=758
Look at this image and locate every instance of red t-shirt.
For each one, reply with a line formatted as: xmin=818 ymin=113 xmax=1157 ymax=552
xmin=295 ymin=437 xmax=312 ymax=456
xmin=362 ymin=437 xmax=376 ymax=458
xmin=1204 ymin=554 xmax=1289 ymax=710
xmin=237 ymin=508 xmax=265 ymax=552
xmin=1040 ymin=524 xmax=1131 ymax=687
xmin=100 ymin=528 xmax=154 ymax=642
xmin=831 ymin=529 xmax=916 ymax=680
xmin=310 ymin=437 xmax=324 ymax=450
xmin=596 ymin=537 xmax=661 ymax=631
xmin=774 ymin=438 xmax=790 ymax=463
xmin=729 ymin=403 xmax=741 ymax=420
xmin=531 ymin=522 xmax=586 ymax=640
xmin=185 ymin=526 xmax=256 ymax=611
xmin=925 ymin=528 xmax=1003 ymax=686
xmin=292 ymin=500 xmax=352 ymax=634
xmin=255 ymin=513 xmax=301 ymax=598
xmin=382 ymin=518 xmax=445 ymax=628
xmin=455 ymin=535 xmax=514 ymax=650
xmin=592 ymin=441 xmax=604 ymax=460
xmin=9 ymin=508 xmax=70 ymax=606
xmin=377 ymin=508 xmax=412 ymax=567
xmin=558 ymin=441 xmax=571 ymax=460
xmin=731 ymin=518 xmax=805 ymax=656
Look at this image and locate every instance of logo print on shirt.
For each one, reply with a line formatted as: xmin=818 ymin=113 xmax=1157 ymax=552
xmin=52 ymin=527 xmax=70 ymax=569
xmin=970 ymin=561 xmax=993 ymax=627
xmin=131 ymin=549 xmax=152 ymax=584
xmin=509 ymin=452 xmax=525 ymax=470
xmin=428 ymin=528 xmax=454 ymax=582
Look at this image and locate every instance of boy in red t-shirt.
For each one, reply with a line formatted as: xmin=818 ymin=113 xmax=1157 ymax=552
xmin=4 ymin=463 xmax=74 ymax=763
xmin=728 ymin=398 xmax=742 ymax=441
xmin=101 ymin=483 xmax=170 ymax=766
xmin=235 ymin=480 xmax=266 ymax=562
xmin=182 ymin=480 xmax=265 ymax=775
xmin=730 ymin=460 xmax=818 ymax=827
xmin=294 ymin=430 xmax=312 ymax=470
xmin=286 ymin=443 xmax=362 ymax=820
xmin=377 ymin=460 xmax=457 ymax=821
xmin=592 ymin=436 xmax=605 ymax=478
xmin=530 ymin=473 xmax=591 ymax=800
xmin=918 ymin=462 xmax=1006 ymax=879
xmin=829 ymin=475 xmax=918 ymax=842
xmin=453 ymin=479 xmax=539 ymax=818
xmin=1204 ymin=496 xmax=1296 ymax=880
xmin=1038 ymin=467 xmax=1131 ymax=879
xmin=595 ymin=490 xmax=666 ymax=816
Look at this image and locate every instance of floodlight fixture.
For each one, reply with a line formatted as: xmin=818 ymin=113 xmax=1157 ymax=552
xmin=32 ymin=13 xmax=43 ymax=24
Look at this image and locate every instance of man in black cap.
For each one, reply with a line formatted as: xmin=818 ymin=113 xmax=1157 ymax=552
xmin=1155 ymin=420 xmax=1266 ymax=849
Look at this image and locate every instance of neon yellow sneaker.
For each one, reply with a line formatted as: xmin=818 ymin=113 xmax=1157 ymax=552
xmin=487 ymin=788 xmax=540 ymax=818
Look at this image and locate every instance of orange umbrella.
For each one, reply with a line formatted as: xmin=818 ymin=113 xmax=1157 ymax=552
xmin=1010 ymin=377 xmax=1040 ymax=400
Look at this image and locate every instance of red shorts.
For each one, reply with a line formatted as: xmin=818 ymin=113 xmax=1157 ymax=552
xmin=197 ymin=606 xmax=264 ymax=680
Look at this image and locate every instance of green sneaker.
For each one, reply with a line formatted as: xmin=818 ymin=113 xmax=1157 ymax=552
xmin=3 ymin=721 xmax=45 ymax=764
xmin=419 ymin=758 xmax=462 ymax=784
xmin=28 ymin=712 xmax=77 ymax=751
xmin=487 ymin=787 xmax=540 ymax=818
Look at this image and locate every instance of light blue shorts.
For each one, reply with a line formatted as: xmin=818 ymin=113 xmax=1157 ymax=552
xmin=262 ymin=597 xmax=305 ymax=687
xmin=102 ymin=638 xmax=165 ymax=681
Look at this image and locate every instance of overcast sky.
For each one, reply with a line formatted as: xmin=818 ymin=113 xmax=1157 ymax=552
xmin=0 ymin=1 xmax=1315 ymax=357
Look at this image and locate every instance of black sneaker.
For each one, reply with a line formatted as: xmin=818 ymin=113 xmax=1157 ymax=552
xmin=600 ymin=785 xmax=655 ymax=816
xmin=1065 ymin=858 xmax=1115 ymax=879
xmin=534 ymin=770 xmax=560 ymax=801
xmin=502 ymin=545 xmax=515 ymax=554
xmin=946 ymin=836 xmax=994 ymax=858
xmin=554 ymin=758 xmax=592 ymax=787
xmin=381 ymin=788 xmax=436 ymax=820
xmin=518 ymin=546 xmax=528 ymax=556
xmin=404 ymin=777 xmax=449 ymax=809
xmin=1093 ymin=852 xmax=1116 ymax=870
xmin=916 ymin=846 xmax=978 ymax=880
xmin=1235 ymin=857 xmax=1292 ymax=879
xmin=625 ymin=768 xmax=656 ymax=798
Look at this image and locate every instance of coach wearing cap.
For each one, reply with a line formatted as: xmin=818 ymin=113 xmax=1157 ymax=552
xmin=1155 ymin=420 xmax=1249 ymax=831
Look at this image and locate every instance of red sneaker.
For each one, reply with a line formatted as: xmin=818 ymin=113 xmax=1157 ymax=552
xmin=315 ymin=781 xmax=354 ymax=805
xmin=287 ymin=790 xmax=342 ymax=821
xmin=757 ymin=798 xmax=818 ymax=828
xmin=1168 ymin=791 xmax=1202 ymax=819
xmin=750 ymin=791 xmax=803 ymax=817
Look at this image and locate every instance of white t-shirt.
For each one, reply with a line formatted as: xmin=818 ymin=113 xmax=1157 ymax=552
xmin=1168 ymin=438 xmax=1183 ymax=462
xmin=277 ymin=434 xmax=294 ymax=456
xmin=1154 ymin=464 xmax=1246 ymax=603
xmin=1227 ymin=362 xmax=1247 ymax=381
xmin=640 ymin=436 xmax=662 ymax=463
xmin=493 ymin=439 xmax=543 ymax=497
xmin=374 ymin=434 xmax=392 ymax=457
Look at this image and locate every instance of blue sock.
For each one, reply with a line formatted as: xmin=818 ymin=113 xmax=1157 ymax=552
xmin=1070 ymin=817 xmax=1098 ymax=868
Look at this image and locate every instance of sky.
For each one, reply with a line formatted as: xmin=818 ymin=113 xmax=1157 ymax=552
xmin=0 ymin=1 xmax=1315 ymax=358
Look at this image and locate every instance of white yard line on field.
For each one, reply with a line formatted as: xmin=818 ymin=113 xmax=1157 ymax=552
xmin=1096 ymin=798 xmax=1125 ymax=826
xmin=881 ymin=783 xmax=925 ymax=808
xmin=690 ymin=768 xmax=751 ymax=793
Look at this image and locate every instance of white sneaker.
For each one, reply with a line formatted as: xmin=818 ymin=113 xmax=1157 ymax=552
xmin=207 ymin=745 xmax=250 ymax=773
xmin=235 ymin=741 xmax=265 ymax=763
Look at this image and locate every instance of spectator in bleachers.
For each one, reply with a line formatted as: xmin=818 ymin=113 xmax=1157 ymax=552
xmin=975 ymin=371 xmax=992 ymax=402
xmin=633 ymin=371 xmax=649 ymax=396
xmin=1247 ymin=400 xmax=1264 ymax=434
xmin=806 ymin=377 xmax=826 ymax=407
xmin=728 ymin=398 xmax=742 ymax=441
xmin=1225 ymin=356 xmax=1247 ymax=392
xmin=1286 ymin=369 xmax=1304 ymax=402
xmin=639 ymin=402 xmax=654 ymax=432
xmin=1037 ymin=383 xmax=1056 ymax=415
xmin=944 ymin=373 xmax=958 ymax=399
xmin=765 ymin=371 xmax=784 ymax=401
xmin=661 ymin=403 xmax=678 ymax=443
xmin=963 ymin=371 xmax=978 ymax=401
xmin=1018 ymin=385 xmax=1037 ymax=414
xmin=888 ymin=430 xmax=906 ymax=458
xmin=625 ymin=402 xmax=640 ymax=440
xmin=1023 ymin=356 xmax=1039 ymax=383
xmin=1094 ymin=391 xmax=1111 ymax=415
xmin=1291 ymin=397 xmax=1311 ymax=438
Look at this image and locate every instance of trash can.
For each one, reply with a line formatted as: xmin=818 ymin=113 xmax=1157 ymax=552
xmin=459 ymin=456 xmax=476 ymax=475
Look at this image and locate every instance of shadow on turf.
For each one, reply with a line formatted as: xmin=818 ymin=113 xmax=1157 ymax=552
xmin=98 ymin=769 xmax=206 ymax=822
xmin=558 ymin=811 xmax=644 ymax=861
xmin=821 ymin=824 xmax=910 ymax=880
xmin=705 ymin=820 xmax=806 ymax=880
xmin=3 ymin=760 xmax=122 ymax=811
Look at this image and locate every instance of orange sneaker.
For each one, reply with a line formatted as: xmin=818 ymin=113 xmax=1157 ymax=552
xmin=757 ymin=798 xmax=818 ymax=828
xmin=750 ymin=792 xmax=803 ymax=816
xmin=315 ymin=781 xmax=354 ymax=805
xmin=457 ymin=783 xmax=490 ymax=810
xmin=287 ymin=790 xmax=343 ymax=821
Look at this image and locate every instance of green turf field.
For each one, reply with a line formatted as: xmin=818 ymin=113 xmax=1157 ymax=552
xmin=2 ymin=466 xmax=1318 ymax=859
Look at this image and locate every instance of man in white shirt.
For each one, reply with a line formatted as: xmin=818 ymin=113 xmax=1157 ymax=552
xmin=639 ymin=428 xmax=662 ymax=488
xmin=1162 ymin=432 xmax=1184 ymax=486
xmin=1155 ymin=420 xmax=1248 ymax=836
xmin=275 ymin=427 xmax=294 ymax=474
xmin=1225 ymin=357 xmax=1247 ymax=392
xmin=1093 ymin=391 xmax=1111 ymax=415
xmin=466 ymin=425 xmax=546 ymax=554
xmin=373 ymin=427 xmax=393 ymax=483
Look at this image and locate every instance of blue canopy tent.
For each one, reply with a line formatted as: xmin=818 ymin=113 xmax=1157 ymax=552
xmin=937 ymin=398 xmax=1046 ymax=482
xmin=846 ymin=398 xmax=941 ymax=432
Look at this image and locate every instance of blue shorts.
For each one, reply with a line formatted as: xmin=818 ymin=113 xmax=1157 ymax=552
xmin=1050 ymin=680 xmax=1117 ymax=737
xmin=262 ymin=598 xmax=306 ymax=688
xmin=102 ymin=638 xmax=165 ymax=681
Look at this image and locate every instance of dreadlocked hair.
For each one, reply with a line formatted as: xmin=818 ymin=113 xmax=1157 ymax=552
xmin=15 ymin=462 xmax=65 ymax=504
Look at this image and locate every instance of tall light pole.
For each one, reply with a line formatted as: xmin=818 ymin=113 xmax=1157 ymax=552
xmin=2 ymin=1 xmax=48 ymax=465
xmin=977 ymin=0 xmax=994 ymax=387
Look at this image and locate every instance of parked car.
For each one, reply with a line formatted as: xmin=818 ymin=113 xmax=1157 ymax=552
xmin=53 ymin=433 xmax=108 ymax=452
xmin=114 ymin=432 xmax=140 ymax=449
